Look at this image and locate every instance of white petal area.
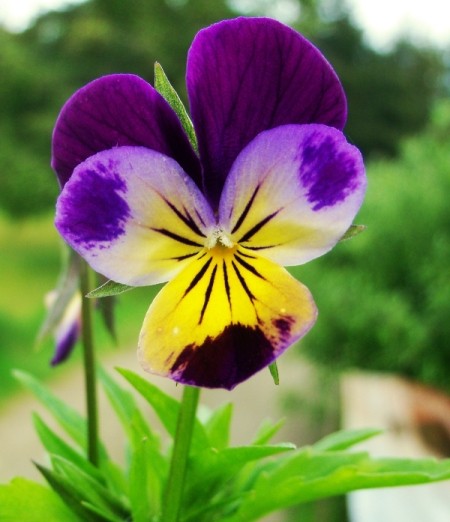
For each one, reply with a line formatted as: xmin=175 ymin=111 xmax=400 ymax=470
xmin=56 ymin=146 xmax=215 ymax=286
xmin=219 ymin=124 xmax=367 ymax=266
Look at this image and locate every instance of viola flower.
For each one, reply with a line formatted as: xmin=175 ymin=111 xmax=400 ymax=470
xmin=53 ymin=17 xmax=366 ymax=390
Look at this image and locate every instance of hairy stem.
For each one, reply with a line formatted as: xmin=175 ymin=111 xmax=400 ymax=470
xmin=79 ymin=259 xmax=99 ymax=466
xmin=162 ymin=386 xmax=200 ymax=522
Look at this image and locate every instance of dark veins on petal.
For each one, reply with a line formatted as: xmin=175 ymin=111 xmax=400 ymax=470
xmin=171 ymin=323 xmax=275 ymax=390
xmin=299 ymin=133 xmax=360 ymax=211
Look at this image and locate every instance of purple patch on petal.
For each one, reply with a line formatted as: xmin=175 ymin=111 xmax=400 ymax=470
xmin=51 ymin=321 xmax=80 ymax=366
xmin=171 ymin=323 xmax=275 ymax=390
xmin=299 ymin=130 xmax=361 ymax=211
xmin=56 ymin=161 xmax=131 ymax=251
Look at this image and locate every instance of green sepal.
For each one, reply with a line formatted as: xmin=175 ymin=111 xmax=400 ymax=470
xmin=36 ymin=247 xmax=81 ymax=345
xmin=339 ymin=224 xmax=366 ymax=241
xmin=86 ymin=279 xmax=135 ymax=298
xmin=154 ymin=62 xmax=198 ymax=153
xmin=268 ymin=361 xmax=280 ymax=385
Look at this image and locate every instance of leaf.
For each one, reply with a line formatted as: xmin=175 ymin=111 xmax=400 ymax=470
xmin=14 ymin=370 xmax=87 ymax=449
xmin=87 ymin=280 xmax=135 ymax=298
xmin=116 ymin=367 xmax=210 ymax=453
xmin=339 ymin=224 xmax=366 ymax=242
xmin=313 ymin=428 xmax=383 ymax=451
xmin=0 ymin=478 xmax=80 ymax=522
xmin=35 ymin=463 xmax=105 ymax=522
xmin=32 ymin=413 xmax=103 ymax=482
xmin=184 ymin=444 xmax=295 ymax=520
xmin=154 ymin=62 xmax=198 ymax=153
xmin=49 ymin=456 xmax=130 ymax=521
xmin=251 ymin=418 xmax=285 ymax=446
xmin=203 ymin=403 xmax=233 ymax=450
xmin=14 ymin=371 xmax=110 ymax=465
xmin=36 ymin=248 xmax=81 ymax=344
xmin=128 ymin=429 xmax=164 ymax=522
xmin=223 ymin=447 xmax=450 ymax=521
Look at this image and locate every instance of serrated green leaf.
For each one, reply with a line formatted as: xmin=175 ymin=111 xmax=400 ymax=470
xmin=203 ymin=403 xmax=233 ymax=450
xmin=313 ymin=428 xmax=383 ymax=451
xmin=116 ymin=367 xmax=209 ymax=453
xmin=36 ymin=248 xmax=81 ymax=344
xmin=32 ymin=413 xmax=103 ymax=482
xmin=50 ymin=456 xmax=129 ymax=521
xmin=0 ymin=478 xmax=80 ymax=522
xmin=87 ymin=280 xmax=135 ymax=298
xmin=339 ymin=224 xmax=366 ymax=242
xmin=154 ymin=62 xmax=198 ymax=153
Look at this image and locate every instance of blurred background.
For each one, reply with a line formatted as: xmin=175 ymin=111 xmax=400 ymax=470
xmin=0 ymin=0 xmax=449 ymax=520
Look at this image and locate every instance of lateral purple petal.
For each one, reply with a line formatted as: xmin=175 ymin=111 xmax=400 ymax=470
xmin=52 ymin=74 xmax=201 ymax=188
xmin=187 ymin=17 xmax=347 ymax=205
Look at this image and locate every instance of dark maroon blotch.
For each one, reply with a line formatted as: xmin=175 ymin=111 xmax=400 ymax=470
xmin=171 ymin=323 xmax=275 ymax=390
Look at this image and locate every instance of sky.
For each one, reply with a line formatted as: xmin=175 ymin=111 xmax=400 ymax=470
xmin=1 ymin=0 xmax=449 ymax=50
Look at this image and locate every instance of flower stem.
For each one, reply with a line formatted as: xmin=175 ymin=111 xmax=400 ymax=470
xmin=162 ymin=385 xmax=200 ymax=522
xmin=79 ymin=259 xmax=99 ymax=466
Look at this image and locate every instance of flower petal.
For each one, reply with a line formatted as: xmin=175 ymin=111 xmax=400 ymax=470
xmin=187 ymin=17 xmax=347 ymax=205
xmin=45 ymin=290 xmax=81 ymax=366
xmin=56 ymin=146 xmax=214 ymax=286
xmin=138 ymin=247 xmax=317 ymax=390
xmin=52 ymin=74 xmax=201 ymax=188
xmin=219 ymin=124 xmax=366 ymax=266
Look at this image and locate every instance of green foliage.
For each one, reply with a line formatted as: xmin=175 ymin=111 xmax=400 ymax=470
xmin=0 ymin=478 xmax=79 ymax=522
xmin=4 ymin=369 xmax=450 ymax=521
xmin=296 ymin=101 xmax=450 ymax=390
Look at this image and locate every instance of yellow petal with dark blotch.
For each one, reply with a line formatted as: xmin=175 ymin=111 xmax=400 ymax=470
xmin=138 ymin=247 xmax=317 ymax=389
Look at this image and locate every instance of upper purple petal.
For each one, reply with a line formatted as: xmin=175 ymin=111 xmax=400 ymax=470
xmin=52 ymin=74 xmax=201 ymax=188
xmin=187 ymin=17 xmax=347 ymax=206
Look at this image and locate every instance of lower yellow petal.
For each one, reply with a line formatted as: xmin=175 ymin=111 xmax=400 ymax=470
xmin=138 ymin=247 xmax=317 ymax=389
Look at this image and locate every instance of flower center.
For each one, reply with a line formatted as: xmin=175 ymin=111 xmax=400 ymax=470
xmin=205 ymin=227 xmax=234 ymax=250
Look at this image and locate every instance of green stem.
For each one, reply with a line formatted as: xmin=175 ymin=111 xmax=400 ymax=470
xmin=79 ymin=259 xmax=99 ymax=466
xmin=162 ymin=386 xmax=200 ymax=522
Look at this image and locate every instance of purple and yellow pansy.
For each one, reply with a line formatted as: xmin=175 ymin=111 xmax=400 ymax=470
xmin=53 ymin=17 xmax=366 ymax=389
